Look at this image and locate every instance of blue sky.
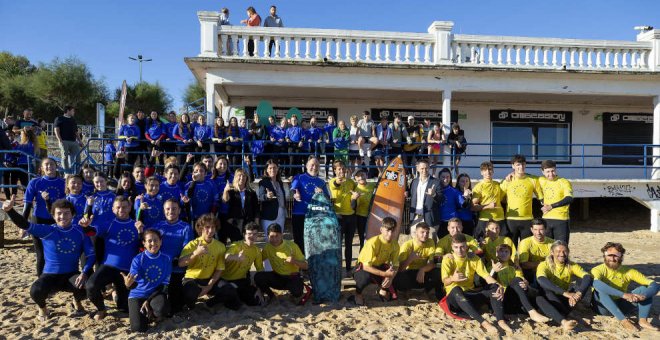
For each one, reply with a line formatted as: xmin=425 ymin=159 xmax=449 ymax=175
xmin=1 ymin=0 xmax=658 ymax=112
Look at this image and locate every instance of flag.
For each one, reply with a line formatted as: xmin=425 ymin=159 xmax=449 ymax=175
xmin=118 ymin=80 xmax=128 ymax=125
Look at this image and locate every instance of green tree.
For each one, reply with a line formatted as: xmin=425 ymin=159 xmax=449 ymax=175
xmin=0 ymin=52 xmax=38 ymax=115
xmin=106 ymin=82 xmax=172 ymax=121
xmin=183 ymin=81 xmax=205 ymax=106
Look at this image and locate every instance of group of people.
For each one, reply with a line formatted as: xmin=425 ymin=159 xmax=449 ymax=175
xmin=219 ymin=5 xmax=284 ymax=56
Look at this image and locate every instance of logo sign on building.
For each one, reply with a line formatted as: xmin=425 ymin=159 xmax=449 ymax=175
xmin=603 ymin=112 xmax=652 ymax=124
xmin=245 ymin=106 xmax=337 ymax=124
xmin=370 ymin=109 xmax=458 ymax=125
xmin=490 ymin=109 xmax=572 ymax=123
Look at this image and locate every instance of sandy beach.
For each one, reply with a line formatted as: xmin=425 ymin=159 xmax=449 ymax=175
xmin=0 ymin=198 xmax=658 ymax=339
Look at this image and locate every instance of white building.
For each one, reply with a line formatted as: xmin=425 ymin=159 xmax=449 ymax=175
xmin=186 ymin=12 xmax=660 ymax=231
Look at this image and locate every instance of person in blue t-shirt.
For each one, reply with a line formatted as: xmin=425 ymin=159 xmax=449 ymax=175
xmin=134 ymin=177 xmax=165 ymax=227
xmin=159 ymin=165 xmax=184 ymax=205
xmin=269 ymin=117 xmax=288 ymax=175
xmin=123 ymin=229 xmax=171 ymax=332
xmin=193 ymin=115 xmax=213 ymax=162
xmin=438 ymin=168 xmax=468 ymax=238
xmin=79 ymin=164 xmax=96 ymax=196
xmin=65 ymin=175 xmax=88 ymax=227
xmin=145 ymin=111 xmax=166 ymax=165
xmin=225 ymin=117 xmax=243 ymax=169
xmin=147 ymin=199 xmax=193 ymax=314
xmin=3 ymin=197 xmax=95 ymax=322
xmin=82 ymin=196 xmax=139 ymax=320
xmin=173 ymin=113 xmax=195 ymax=165
xmin=290 ymin=156 xmax=330 ymax=254
xmin=119 ymin=114 xmax=142 ymax=167
xmin=162 ymin=111 xmax=178 ymax=157
xmin=23 ymin=157 xmax=66 ymax=276
xmin=304 ymin=117 xmax=323 ymax=157
xmin=285 ymin=115 xmax=305 ymax=178
xmin=184 ymin=162 xmax=218 ymax=225
xmin=211 ymin=157 xmax=233 ymax=230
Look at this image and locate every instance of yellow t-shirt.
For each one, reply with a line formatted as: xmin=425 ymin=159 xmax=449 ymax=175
xmin=355 ymin=183 xmax=375 ymax=217
xmin=357 ymin=235 xmax=400 ymax=267
xmin=482 ymin=236 xmax=517 ymax=268
xmin=398 ymin=238 xmax=436 ymax=270
xmin=36 ymin=131 xmax=47 ymax=150
xmin=441 ymin=253 xmax=489 ymax=294
xmin=329 ymin=178 xmax=356 ymax=216
xmin=518 ymin=236 xmax=554 ymax=264
xmin=436 ymin=234 xmax=480 ymax=256
xmin=590 ymin=263 xmax=652 ymax=296
xmin=494 ymin=264 xmax=524 ymax=289
xmin=262 ymin=240 xmax=305 ymax=276
xmin=180 ymin=237 xmax=226 ymax=280
xmin=537 ymin=260 xmax=588 ymax=291
xmin=221 ymin=241 xmax=264 ymax=281
xmin=500 ymin=175 xmax=540 ymax=220
xmin=538 ymin=177 xmax=572 ymax=220
xmin=472 ymin=179 xmax=505 ymax=221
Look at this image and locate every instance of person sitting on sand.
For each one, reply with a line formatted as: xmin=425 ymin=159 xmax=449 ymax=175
xmin=490 ymin=243 xmax=551 ymax=330
xmin=518 ymin=219 xmax=554 ymax=284
xmin=178 ymin=213 xmax=241 ymax=311
xmin=351 ymin=217 xmax=400 ymax=306
xmin=534 ymin=240 xmax=592 ymax=332
xmin=480 ymin=219 xmax=517 ymax=270
xmin=435 ymin=218 xmax=480 ymax=256
xmin=3 ymin=196 xmax=95 ymax=321
xmin=591 ymin=242 xmax=659 ymax=332
xmin=123 ymin=229 xmax=171 ymax=332
xmin=440 ymin=233 xmax=505 ymax=335
xmin=393 ymin=222 xmax=443 ymax=300
xmin=254 ymin=223 xmax=312 ymax=305
xmin=220 ymin=222 xmax=265 ymax=306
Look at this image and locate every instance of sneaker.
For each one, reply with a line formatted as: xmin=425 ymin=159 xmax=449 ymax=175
xmin=298 ymin=285 xmax=313 ymax=306
xmin=367 ymin=150 xmax=372 ymax=158
xmin=359 ymin=149 xmax=365 ymax=157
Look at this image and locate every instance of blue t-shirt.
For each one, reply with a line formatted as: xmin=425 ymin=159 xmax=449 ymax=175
xmin=227 ymin=126 xmax=242 ymax=146
xmin=16 ymin=142 xmax=34 ymax=165
xmin=173 ymin=124 xmax=193 ymax=144
xmin=286 ymin=125 xmax=304 ymax=143
xmin=103 ymin=143 xmax=116 ymax=163
xmin=135 ymin=193 xmax=165 ymax=227
xmin=95 ymin=218 xmax=140 ymax=271
xmin=91 ymin=190 xmax=117 ymax=231
xmin=128 ymin=251 xmax=172 ymax=299
xmin=135 ymin=181 xmax=146 ymax=196
xmin=159 ymin=181 xmax=184 ymax=204
xmin=324 ymin=123 xmax=336 ymax=140
xmin=27 ymin=223 xmax=95 ymax=275
xmin=119 ymin=124 xmax=141 ymax=148
xmin=440 ymin=185 xmax=465 ymax=222
xmin=24 ymin=176 xmax=66 ymax=219
xmin=185 ymin=179 xmax=218 ymax=219
xmin=82 ymin=181 xmax=94 ymax=196
xmin=146 ymin=120 xmax=164 ymax=140
xmin=165 ymin=122 xmax=177 ymax=140
xmin=270 ymin=126 xmax=287 ymax=147
xmin=149 ymin=220 xmax=194 ymax=274
xmin=290 ymin=173 xmax=330 ymax=215
xmin=194 ymin=124 xmax=213 ymax=142
xmin=212 ymin=172 xmax=233 ymax=215
xmin=66 ymin=193 xmax=88 ymax=226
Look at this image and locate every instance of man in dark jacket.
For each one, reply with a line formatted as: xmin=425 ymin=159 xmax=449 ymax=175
xmin=407 ymin=159 xmax=443 ymax=240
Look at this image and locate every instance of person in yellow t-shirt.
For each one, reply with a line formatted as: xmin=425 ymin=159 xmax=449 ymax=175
xmin=351 ymin=217 xmax=400 ymax=306
xmin=538 ymin=160 xmax=573 ymax=244
xmin=353 ymin=170 xmax=375 ymax=250
xmin=535 ymin=240 xmax=592 ymax=332
xmin=591 ymin=242 xmax=659 ymax=332
xmin=178 ymin=213 xmax=241 ymax=310
xmin=490 ymin=244 xmax=550 ymax=327
xmin=220 ymin=222 xmax=265 ymax=306
xmin=471 ymin=161 xmax=506 ymax=241
xmin=330 ymin=160 xmax=359 ymax=272
xmin=518 ymin=219 xmax=554 ymax=283
xmin=436 ymin=218 xmax=481 ymax=256
xmin=254 ymin=223 xmax=311 ymax=305
xmin=481 ymin=219 xmax=517 ymax=270
xmin=500 ymin=154 xmax=541 ymax=244
xmin=393 ymin=222 xmax=442 ymax=300
xmin=440 ymin=233 xmax=503 ymax=335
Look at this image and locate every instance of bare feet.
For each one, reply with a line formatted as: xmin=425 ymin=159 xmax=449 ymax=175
xmin=37 ymin=306 xmax=49 ymax=322
xmin=529 ymin=309 xmax=551 ymax=323
xmin=638 ymin=318 xmax=658 ymax=331
xmin=561 ymin=319 xmax=577 ymax=331
xmin=481 ymin=321 xmax=499 ymax=335
xmin=497 ymin=320 xmax=513 ymax=333
xmin=94 ymin=310 xmax=107 ymax=320
xmin=620 ymin=319 xmax=640 ymax=332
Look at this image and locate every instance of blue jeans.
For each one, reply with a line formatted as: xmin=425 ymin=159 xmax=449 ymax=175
xmin=592 ymin=283 xmax=659 ymax=320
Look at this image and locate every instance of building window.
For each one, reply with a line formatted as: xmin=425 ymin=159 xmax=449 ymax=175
xmin=602 ymin=112 xmax=652 ymax=165
xmin=490 ymin=110 xmax=572 ymax=163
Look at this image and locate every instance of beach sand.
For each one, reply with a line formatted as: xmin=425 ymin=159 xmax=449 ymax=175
xmin=0 ymin=198 xmax=658 ymax=339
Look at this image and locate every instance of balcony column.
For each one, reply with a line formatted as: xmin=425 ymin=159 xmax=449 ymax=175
xmin=428 ymin=21 xmax=454 ymax=64
xmin=205 ymin=78 xmax=217 ymax=125
xmin=637 ymin=29 xmax=660 ymax=71
xmin=198 ymin=11 xmax=220 ymax=57
xmin=442 ymin=90 xmax=452 ymax=167
xmin=652 ymin=95 xmax=660 ymax=232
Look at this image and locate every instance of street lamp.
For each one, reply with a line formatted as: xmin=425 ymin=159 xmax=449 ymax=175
xmin=128 ymin=54 xmax=152 ymax=83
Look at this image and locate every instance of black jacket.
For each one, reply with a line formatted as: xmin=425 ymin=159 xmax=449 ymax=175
xmin=226 ymin=188 xmax=258 ymax=222
xmin=257 ymin=177 xmax=286 ymax=220
xmin=408 ymin=176 xmax=443 ymax=227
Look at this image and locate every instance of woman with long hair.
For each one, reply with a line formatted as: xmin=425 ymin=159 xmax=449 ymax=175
xmin=173 ymin=113 xmax=195 ymax=165
xmin=455 ymin=173 xmax=475 ymax=236
xmin=257 ymin=159 xmax=286 ymax=238
xmin=212 ymin=116 xmax=227 ymax=155
xmin=221 ymin=168 xmax=258 ymax=243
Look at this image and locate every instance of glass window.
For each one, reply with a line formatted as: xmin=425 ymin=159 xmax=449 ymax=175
xmin=491 ymin=123 xmax=570 ymax=163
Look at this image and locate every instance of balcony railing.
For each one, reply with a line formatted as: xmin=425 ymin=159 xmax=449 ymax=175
xmin=197 ymin=11 xmax=660 ymax=72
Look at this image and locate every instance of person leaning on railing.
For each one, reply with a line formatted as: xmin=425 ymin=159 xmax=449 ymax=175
xmin=118 ymin=114 xmax=142 ymax=167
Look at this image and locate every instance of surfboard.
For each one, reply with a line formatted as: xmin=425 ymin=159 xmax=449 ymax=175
xmin=365 ymin=155 xmax=407 ymax=240
xmin=303 ymin=192 xmax=341 ymax=303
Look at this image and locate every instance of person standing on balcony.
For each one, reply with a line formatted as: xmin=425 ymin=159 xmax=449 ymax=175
xmin=263 ymin=5 xmax=283 ymax=57
xmin=54 ymin=105 xmax=82 ymax=174
xmin=220 ymin=8 xmax=235 ymax=55
xmin=538 ymin=160 xmax=573 ymax=244
xmin=240 ymin=6 xmax=261 ymax=57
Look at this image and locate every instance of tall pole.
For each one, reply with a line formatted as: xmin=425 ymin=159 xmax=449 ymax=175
xmin=129 ymin=55 xmax=152 ymax=83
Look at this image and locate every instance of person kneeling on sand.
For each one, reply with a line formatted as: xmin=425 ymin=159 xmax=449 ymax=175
xmin=351 ymin=217 xmax=400 ymax=306
xmin=393 ymin=222 xmax=443 ymax=300
xmin=440 ymin=233 xmax=505 ymax=335
xmin=591 ymin=242 xmax=659 ymax=332
xmin=254 ymin=223 xmax=312 ymax=305
xmin=220 ymin=222 xmax=265 ymax=306
xmin=3 ymin=196 xmax=95 ymax=322
xmin=535 ymin=240 xmax=592 ymax=332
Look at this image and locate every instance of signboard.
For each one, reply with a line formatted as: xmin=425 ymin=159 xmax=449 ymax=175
xmin=490 ymin=109 xmax=572 ymax=123
xmin=602 ymin=112 xmax=652 ymax=165
xmin=370 ymin=108 xmax=458 ymax=125
xmin=96 ymin=103 xmax=105 ymax=138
